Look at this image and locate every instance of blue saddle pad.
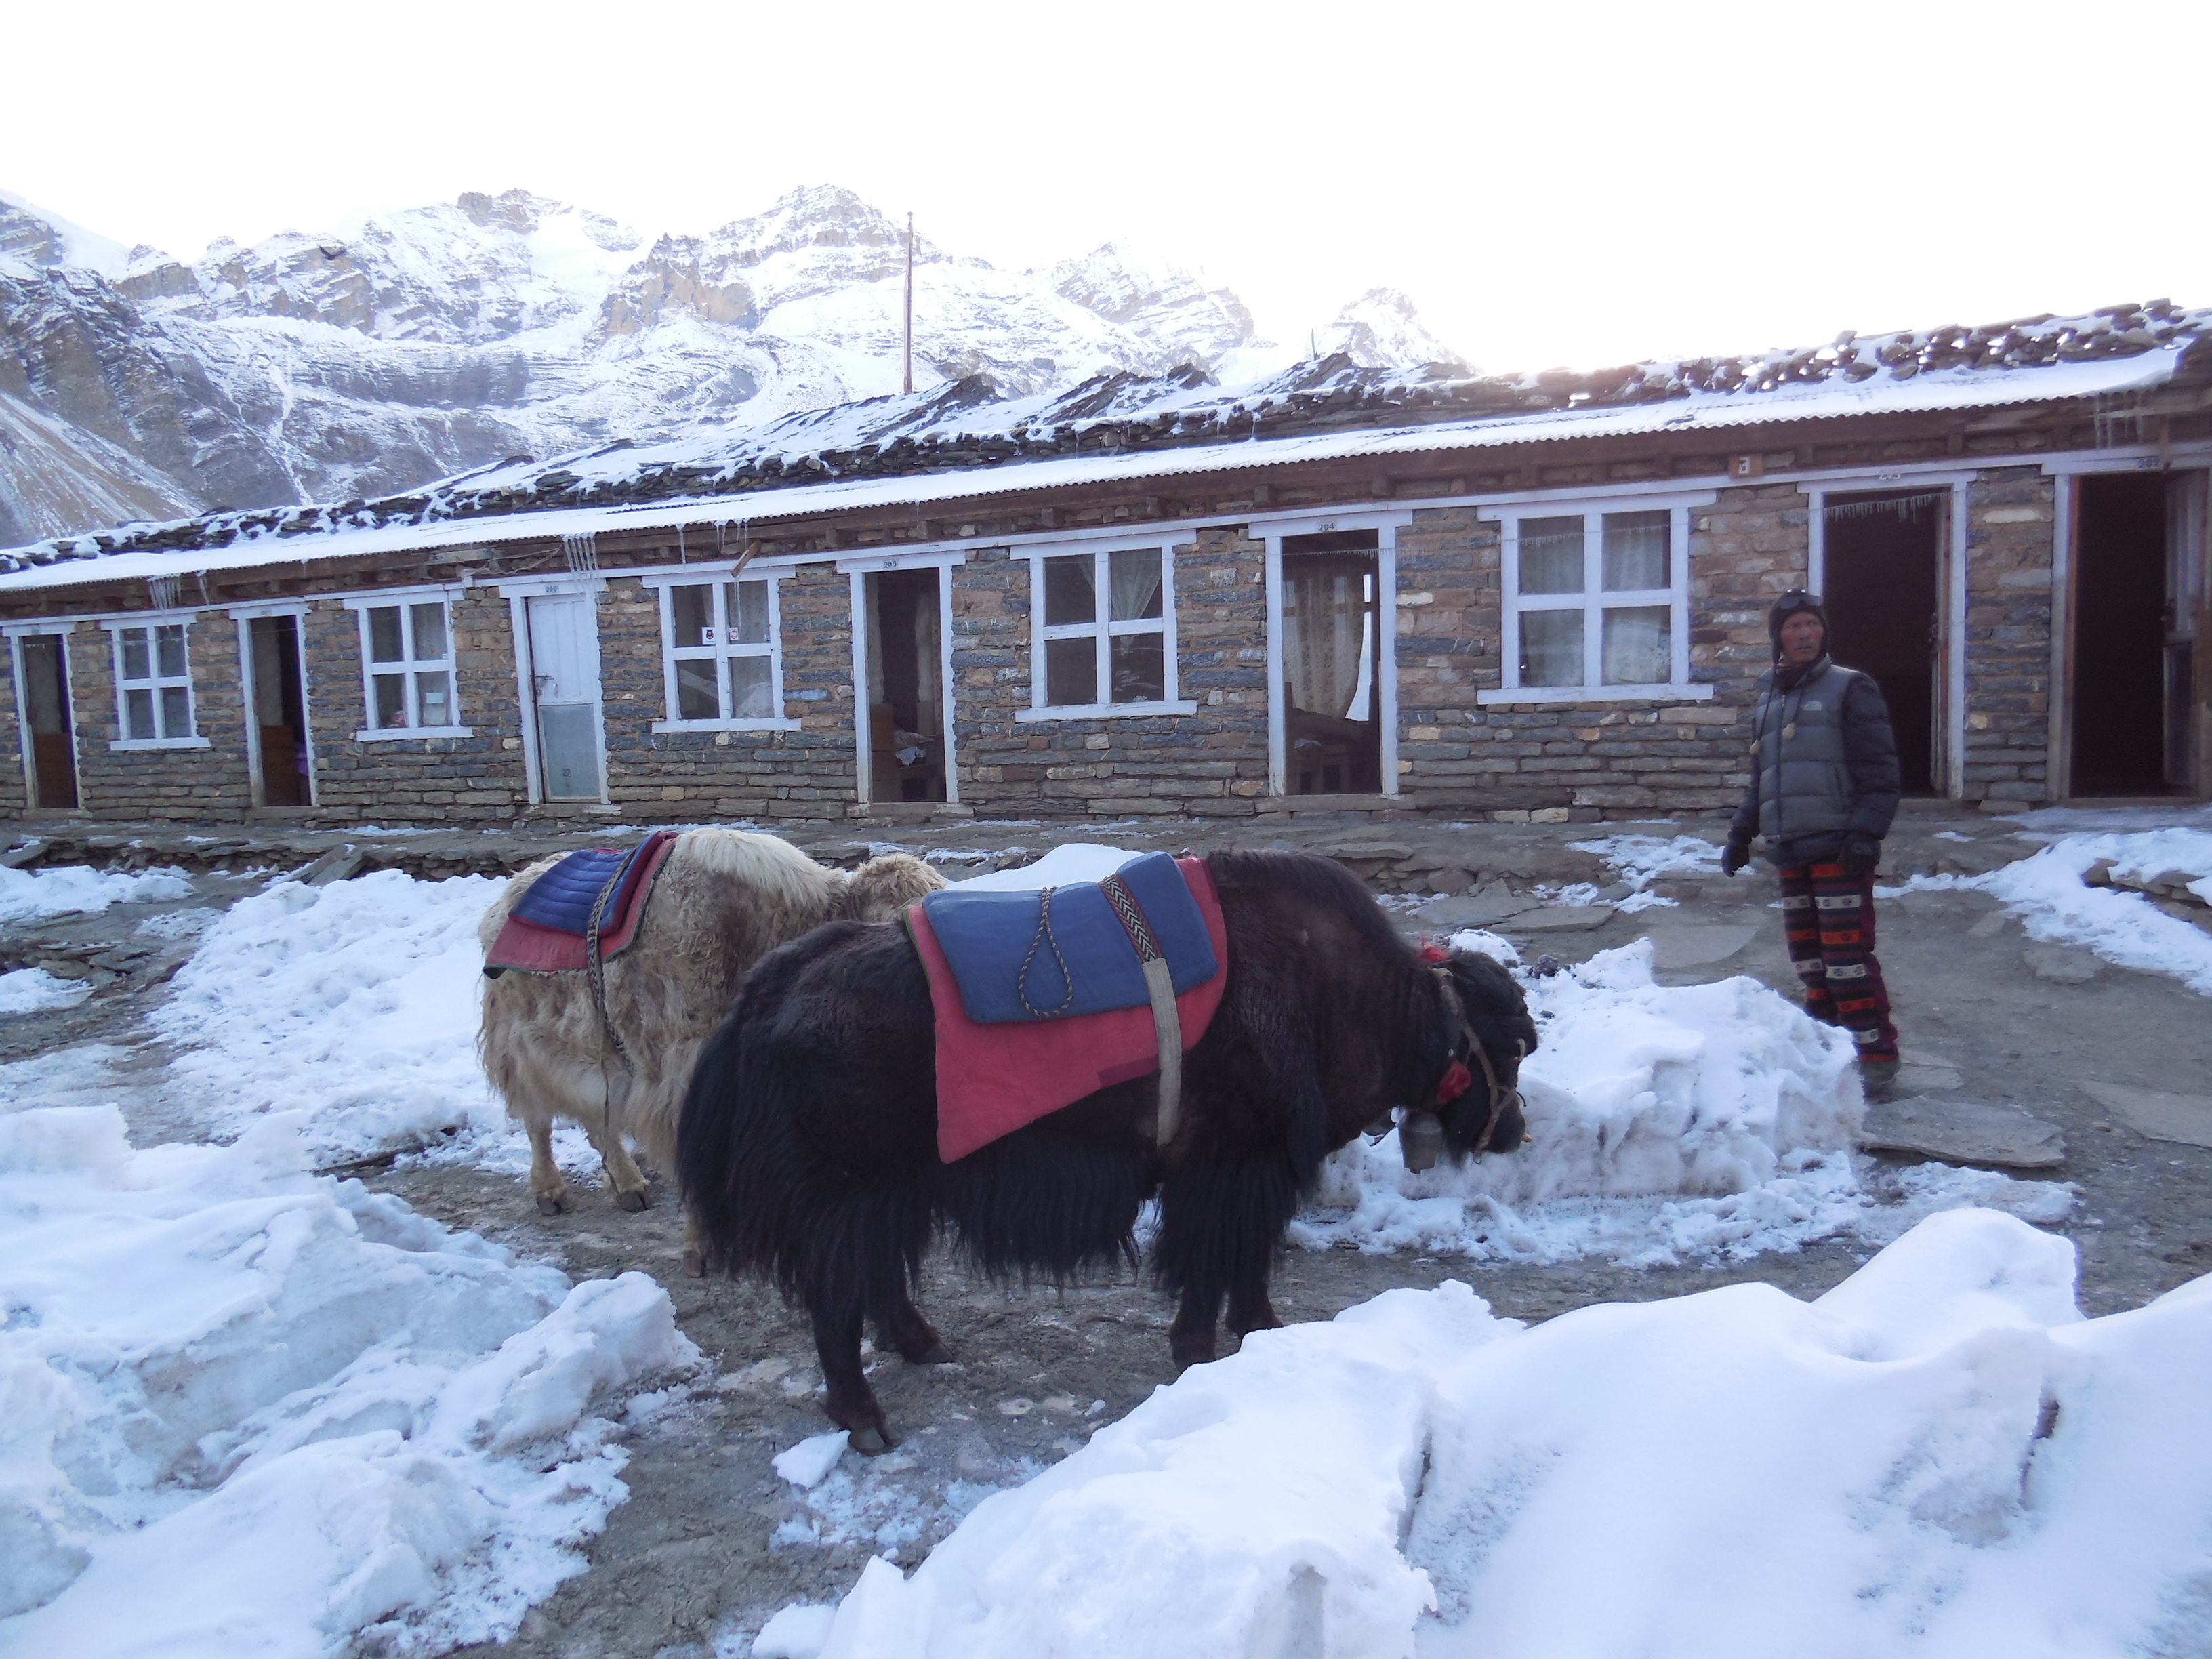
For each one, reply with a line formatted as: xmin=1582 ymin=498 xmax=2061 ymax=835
xmin=511 ymin=840 xmax=655 ymax=937
xmin=920 ymin=851 xmax=1218 ymax=1024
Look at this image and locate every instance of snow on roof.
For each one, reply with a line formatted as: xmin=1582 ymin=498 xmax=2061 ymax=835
xmin=2 ymin=300 xmax=2200 ymax=591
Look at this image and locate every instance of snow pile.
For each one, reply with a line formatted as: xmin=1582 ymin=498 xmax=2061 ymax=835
xmin=0 ymin=861 xmax=195 ymax=924
xmin=0 ymin=1105 xmax=695 ymax=1655
xmin=947 ymin=842 xmax=1142 ymax=892
xmin=1558 ymin=832 xmax=1723 ymax=913
xmin=1898 ymin=828 xmax=2212 ymax=995
xmin=787 ymin=1210 xmax=2212 ymax=1659
xmin=151 ymin=869 xmax=507 ymax=1165
xmin=1299 ymin=940 xmax=2068 ymax=1266
xmin=0 ymin=966 xmax=92 ymax=1015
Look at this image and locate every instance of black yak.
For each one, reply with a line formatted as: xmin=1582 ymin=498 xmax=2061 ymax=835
xmin=678 ymin=848 xmax=1534 ymax=1451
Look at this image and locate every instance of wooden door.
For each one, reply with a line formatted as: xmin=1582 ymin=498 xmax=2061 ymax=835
xmin=526 ymin=594 xmax=605 ymax=802
xmin=20 ymin=634 xmax=77 ymax=809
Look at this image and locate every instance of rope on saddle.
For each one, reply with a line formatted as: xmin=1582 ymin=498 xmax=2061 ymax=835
xmin=1101 ymin=872 xmax=1184 ymax=1147
xmin=583 ymin=863 xmax=635 ymax=1127
xmin=1014 ymin=886 xmax=1078 ymax=1018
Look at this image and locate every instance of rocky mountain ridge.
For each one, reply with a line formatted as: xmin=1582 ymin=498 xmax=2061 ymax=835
xmin=0 ymin=184 xmax=1465 ymax=546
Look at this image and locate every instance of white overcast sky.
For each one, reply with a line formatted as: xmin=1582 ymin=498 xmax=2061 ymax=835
xmin=9 ymin=0 xmax=2206 ymax=373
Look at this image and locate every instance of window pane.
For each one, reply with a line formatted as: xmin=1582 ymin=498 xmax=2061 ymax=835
xmin=159 ymin=685 xmax=190 ymax=739
xmin=670 ymin=585 xmax=713 ymax=649
xmin=369 ymin=607 xmax=404 ymax=663
xmin=373 ymin=672 xmax=409 ymax=728
xmin=1602 ymin=510 xmax=1670 ymax=592
xmin=1045 ymin=636 xmax=1097 ymax=706
xmin=729 ymin=656 xmax=773 ymax=719
xmin=125 ymin=688 xmax=155 ymax=740
xmin=1519 ymin=609 xmax=1584 ymax=688
xmin=121 ymin=629 xmax=150 ymax=682
xmin=410 ymin=602 xmax=447 ymax=662
xmin=1602 ymin=606 xmax=1671 ymax=685
xmin=1043 ymin=554 xmax=1096 ymax=626
xmin=729 ymin=580 xmax=770 ymax=645
xmin=416 ymin=671 xmax=453 ymax=727
xmin=1518 ymin=516 xmax=1584 ymax=596
xmin=1110 ymin=632 xmax=1166 ymax=703
xmin=1108 ymin=548 xmax=1164 ymax=621
xmin=155 ymin=625 xmax=187 ymax=678
xmin=675 ymin=657 xmax=719 ymax=720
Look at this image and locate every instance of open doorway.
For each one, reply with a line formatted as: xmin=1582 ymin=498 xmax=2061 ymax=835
xmin=864 ymin=568 xmax=945 ymax=803
xmin=17 ymin=634 xmax=77 ymax=809
xmin=2070 ymin=473 xmax=2179 ymax=796
xmin=1822 ymin=491 xmax=1942 ymax=795
xmin=1282 ymin=531 xmax=1382 ymax=795
xmin=247 ymin=615 xmax=311 ymax=806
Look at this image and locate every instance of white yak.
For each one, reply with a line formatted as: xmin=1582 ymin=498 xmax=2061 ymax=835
xmin=478 ymin=827 xmax=944 ymax=1272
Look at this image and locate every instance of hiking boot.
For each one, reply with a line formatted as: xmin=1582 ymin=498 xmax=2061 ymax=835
xmin=1858 ymin=1057 xmax=1901 ymax=1103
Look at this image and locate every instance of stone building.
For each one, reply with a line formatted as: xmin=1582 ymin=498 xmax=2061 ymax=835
xmin=2 ymin=303 xmax=2207 ymax=829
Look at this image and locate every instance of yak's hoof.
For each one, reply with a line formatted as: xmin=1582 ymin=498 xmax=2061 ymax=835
xmin=617 ymin=1188 xmax=650 ymax=1214
xmin=535 ymin=1195 xmax=566 ymax=1217
xmin=846 ymin=1423 xmax=897 ymax=1455
xmin=681 ymin=1247 xmax=705 ymax=1279
xmin=911 ymin=1340 xmax=956 ymax=1366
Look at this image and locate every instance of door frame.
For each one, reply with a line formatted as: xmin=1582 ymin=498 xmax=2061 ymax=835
xmin=3 ymin=620 xmax=83 ymax=814
xmin=497 ymin=575 xmax=609 ymax=807
xmin=228 ymin=602 xmax=316 ymax=810
xmin=1263 ymin=510 xmax=1408 ymax=798
xmin=2041 ymin=453 xmax=2212 ymax=801
xmin=1803 ymin=474 xmax=1973 ymax=799
xmin=838 ymin=550 xmax=964 ymax=808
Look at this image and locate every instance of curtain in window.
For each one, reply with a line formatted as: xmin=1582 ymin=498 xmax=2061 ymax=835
xmin=1602 ymin=605 xmax=1671 ymax=684
xmin=1285 ymin=565 xmax=1369 ymax=719
xmin=1109 ymin=548 xmax=1164 ymax=621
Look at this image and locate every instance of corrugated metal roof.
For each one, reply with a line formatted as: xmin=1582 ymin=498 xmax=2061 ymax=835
xmin=0 ymin=348 xmax=2181 ymax=596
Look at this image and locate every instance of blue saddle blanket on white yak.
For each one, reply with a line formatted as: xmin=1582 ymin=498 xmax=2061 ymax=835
xmin=918 ymin=851 xmax=1219 ymax=1024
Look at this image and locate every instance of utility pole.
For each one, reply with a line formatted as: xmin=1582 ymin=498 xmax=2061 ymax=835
xmin=903 ymin=212 xmax=914 ymax=395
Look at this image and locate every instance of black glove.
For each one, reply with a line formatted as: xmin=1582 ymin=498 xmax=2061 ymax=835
xmin=1840 ymin=833 xmax=1882 ymax=880
xmin=1721 ymin=838 xmax=1751 ymax=876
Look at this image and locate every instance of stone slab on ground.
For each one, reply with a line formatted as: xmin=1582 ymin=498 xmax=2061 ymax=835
xmin=2026 ymin=945 xmax=2103 ymax=984
xmin=1645 ymin=924 xmax=1759 ymax=970
xmin=1860 ymin=1098 xmax=2068 ymax=1168
xmin=2080 ymin=1081 xmax=2212 ymax=1149
xmin=1502 ymin=904 xmax=1615 ymax=934
xmin=1412 ymin=882 xmax=1538 ymax=928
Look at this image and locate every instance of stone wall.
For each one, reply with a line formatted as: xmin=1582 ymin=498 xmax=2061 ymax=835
xmin=301 ymin=590 xmax=528 ymax=822
xmin=952 ymin=529 xmax=1270 ymax=818
xmin=598 ymin=566 xmax=860 ymax=821
xmin=1961 ymin=468 xmax=2056 ymax=805
xmin=62 ymin=610 xmax=255 ymax=819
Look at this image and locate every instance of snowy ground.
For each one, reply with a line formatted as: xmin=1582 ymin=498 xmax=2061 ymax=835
xmin=1887 ymin=824 xmax=2212 ymax=996
xmin=2 ymin=827 xmax=2205 ymax=1657
xmin=771 ymin=1208 xmax=2212 ymax=1659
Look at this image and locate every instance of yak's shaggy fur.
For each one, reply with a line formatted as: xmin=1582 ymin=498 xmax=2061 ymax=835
xmin=478 ymin=828 xmax=944 ymax=1267
xmin=679 ymin=848 xmax=1536 ymax=1450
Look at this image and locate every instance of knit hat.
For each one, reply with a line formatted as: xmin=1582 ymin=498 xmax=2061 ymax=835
xmin=1768 ymin=590 xmax=1830 ymax=665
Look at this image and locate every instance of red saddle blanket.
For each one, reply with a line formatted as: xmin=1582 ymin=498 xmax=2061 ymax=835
xmin=483 ymin=831 xmax=679 ymax=976
xmin=912 ymin=856 xmax=1230 ymax=1162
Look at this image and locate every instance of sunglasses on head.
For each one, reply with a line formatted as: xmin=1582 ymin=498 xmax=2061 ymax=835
xmin=1778 ymin=591 xmax=1825 ymax=610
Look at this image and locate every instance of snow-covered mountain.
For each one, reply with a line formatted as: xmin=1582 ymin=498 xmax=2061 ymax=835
xmin=0 ymin=185 xmax=1469 ymax=546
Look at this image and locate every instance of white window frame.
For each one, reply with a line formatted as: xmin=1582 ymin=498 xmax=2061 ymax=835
xmin=341 ymin=586 xmax=472 ymax=740
xmin=1017 ymin=541 xmax=1196 ymax=720
xmin=102 ymin=612 xmax=209 ymax=750
xmin=638 ymin=565 xmax=799 ymax=732
xmin=1479 ymin=493 xmax=1715 ymax=705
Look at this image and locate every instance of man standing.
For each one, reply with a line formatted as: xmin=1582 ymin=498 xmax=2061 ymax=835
xmin=1721 ymin=592 xmax=1904 ymax=1099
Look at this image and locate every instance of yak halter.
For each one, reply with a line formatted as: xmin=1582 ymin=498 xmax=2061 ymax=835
xmin=1418 ymin=958 xmax=1521 ymax=1167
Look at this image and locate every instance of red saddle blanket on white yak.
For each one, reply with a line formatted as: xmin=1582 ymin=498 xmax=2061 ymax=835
xmin=908 ymin=855 xmax=1230 ymax=1162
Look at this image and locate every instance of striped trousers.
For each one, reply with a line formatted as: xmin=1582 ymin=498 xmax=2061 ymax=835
xmin=1776 ymin=863 xmax=1898 ymax=1061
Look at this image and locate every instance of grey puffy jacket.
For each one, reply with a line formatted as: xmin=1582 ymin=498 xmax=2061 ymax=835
xmin=1727 ymin=657 xmax=1901 ymax=867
